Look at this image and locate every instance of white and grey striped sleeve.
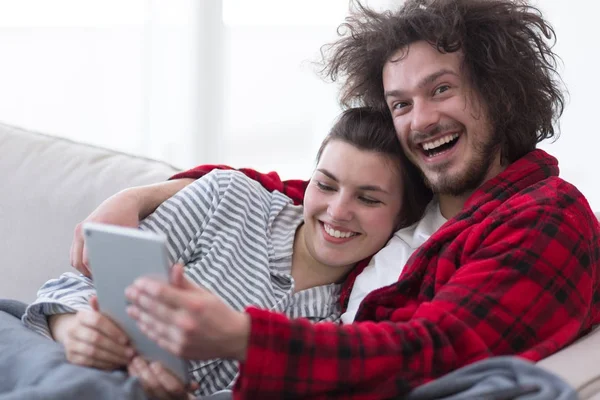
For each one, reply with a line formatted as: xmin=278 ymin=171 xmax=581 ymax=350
xmin=139 ymin=170 xmax=269 ymax=266
xmin=23 ymin=170 xmax=259 ymax=339
xmin=22 ymin=272 xmax=96 ymax=338
xmin=21 ymin=171 xmax=226 ymax=337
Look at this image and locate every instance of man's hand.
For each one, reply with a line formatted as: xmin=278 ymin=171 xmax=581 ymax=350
xmin=70 ymin=189 xmax=142 ymax=276
xmin=128 ymin=356 xmax=198 ymax=400
xmin=49 ymin=296 xmax=134 ymax=370
xmin=125 ymin=264 xmax=251 ymax=362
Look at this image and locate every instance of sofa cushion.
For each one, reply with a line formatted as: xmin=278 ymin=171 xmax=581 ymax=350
xmin=0 ymin=122 xmax=180 ymax=302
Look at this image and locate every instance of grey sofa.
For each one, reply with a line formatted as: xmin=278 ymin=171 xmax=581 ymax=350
xmin=0 ymin=122 xmax=179 ymax=302
xmin=1 ymin=121 xmax=599 ymax=398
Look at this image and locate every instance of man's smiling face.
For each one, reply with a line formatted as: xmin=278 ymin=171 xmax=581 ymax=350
xmin=383 ymin=41 xmax=503 ymax=197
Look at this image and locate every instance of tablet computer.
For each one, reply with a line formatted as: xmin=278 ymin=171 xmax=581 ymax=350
xmin=83 ymin=222 xmax=189 ymax=383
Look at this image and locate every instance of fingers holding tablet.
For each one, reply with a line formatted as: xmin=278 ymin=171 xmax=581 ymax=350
xmin=128 ymin=356 xmax=194 ymax=400
xmin=51 ymin=309 xmax=134 ymax=370
xmin=83 ymin=222 xmax=189 ymax=383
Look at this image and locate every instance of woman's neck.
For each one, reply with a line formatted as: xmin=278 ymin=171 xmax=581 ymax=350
xmin=290 ymin=224 xmax=354 ymax=293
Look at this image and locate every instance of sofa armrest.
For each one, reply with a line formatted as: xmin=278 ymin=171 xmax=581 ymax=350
xmin=537 ymin=326 xmax=600 ymax=399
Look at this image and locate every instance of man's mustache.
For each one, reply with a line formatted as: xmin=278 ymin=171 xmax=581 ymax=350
xmin=410 ymin=123 xmax=463 ymax=143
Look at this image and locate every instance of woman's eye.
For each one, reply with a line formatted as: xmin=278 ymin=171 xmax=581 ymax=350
xmin=316 ymin=182 xmax=335 ymax=192
xmin=359 ymin=197 xmax=381 ymax=205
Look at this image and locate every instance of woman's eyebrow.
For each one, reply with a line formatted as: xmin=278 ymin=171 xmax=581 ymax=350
xmin=316 ymin=168 xmax=390 ymax=194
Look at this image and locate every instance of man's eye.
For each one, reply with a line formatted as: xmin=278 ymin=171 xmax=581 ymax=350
xmin=393 ymin=101 xmax=409 ymax=110
xmin=316 ymin=182 xmax=335 ymax=191
xmin=434 ymin=85 xmax=450 ymax=95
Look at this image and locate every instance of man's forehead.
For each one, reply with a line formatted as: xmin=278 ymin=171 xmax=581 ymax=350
xmin=386 ymin=42 xmax=464 ymax=71
xmin=383 ymin=43 xmax=465 ymax=90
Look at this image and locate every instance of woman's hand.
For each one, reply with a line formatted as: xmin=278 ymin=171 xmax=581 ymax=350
xmin=70 ymin=189 xmax=142 ymax=276
xmin=49 ymin=296 xmax=134 ymax=370
xmin=125 ymin=264 xmax=251 ymax=361
xmin=128 ymin=356 xmax=198 ymax=400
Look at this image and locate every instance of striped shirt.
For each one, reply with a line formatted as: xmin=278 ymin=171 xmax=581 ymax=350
xmin=22 ymin=170 xmax=342 ymax=396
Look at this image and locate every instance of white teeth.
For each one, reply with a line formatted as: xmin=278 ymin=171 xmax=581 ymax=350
xmin=323 ymin=223 xmax=356 ymax=239
xmin=421 ymin=133 xmax=459 ymax=151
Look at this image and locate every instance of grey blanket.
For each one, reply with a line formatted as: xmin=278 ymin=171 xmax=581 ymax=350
xmin=0 ymin=300 xmax=577 ymax=400
xmin=193 ymin=355 xmax=579 ymax=400
xmin=405 ymin=356 xmax=577 ymax=400
xmin=0 ymin=299 xmax=146 ymax=400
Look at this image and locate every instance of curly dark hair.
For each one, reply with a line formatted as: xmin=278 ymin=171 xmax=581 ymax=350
xmin=321 ymin=0 xmax=565 ymax=164
xmin=316 ymin=107 xmax=432 ymax=229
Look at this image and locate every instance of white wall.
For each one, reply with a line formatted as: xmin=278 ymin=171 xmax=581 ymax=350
xmin=0 ymin=0 xmax=598 ymax=209
xmin=0 ymin=6 xmax=147 ymax=159
xmin=219 ymin=0 xmax=399 ymax=180
xmin=0 ymin=0 xmax=216 ymax=169
xmin=220 ymin=0 xmax=600 ymax=209
xmin=534 ymin=1 xmax=600 ymax=209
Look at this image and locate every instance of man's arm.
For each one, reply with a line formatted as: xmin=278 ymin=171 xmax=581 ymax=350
xmin=170 ymin=164 xmax=308 ymax=205
xmin=232 ymin=203 xmax=599 ymax=399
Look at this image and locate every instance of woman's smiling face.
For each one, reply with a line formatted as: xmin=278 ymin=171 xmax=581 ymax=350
xmin=302 ymin=139 xmax=404 ymax=269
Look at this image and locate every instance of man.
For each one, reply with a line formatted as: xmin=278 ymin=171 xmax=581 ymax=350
xmin=70 ymin=0 xmax=599 ymax=398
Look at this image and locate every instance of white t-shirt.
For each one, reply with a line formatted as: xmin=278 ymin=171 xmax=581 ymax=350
xmin=341 ymin=199 xmax=447 ymax=323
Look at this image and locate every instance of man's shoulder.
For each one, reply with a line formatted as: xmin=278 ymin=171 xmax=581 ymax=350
xmin=495 ymin=175 xmax=598 ymax=234
xmin=512 ymin=175 xmax=592 ymax=212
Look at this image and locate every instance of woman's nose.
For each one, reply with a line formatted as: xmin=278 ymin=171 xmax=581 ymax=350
xmin=327 ymin=195 xmax=352 ymax=222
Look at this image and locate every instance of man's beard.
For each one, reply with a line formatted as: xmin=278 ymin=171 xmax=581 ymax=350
xmin=422 ymin=135 xmax=500 ymax=197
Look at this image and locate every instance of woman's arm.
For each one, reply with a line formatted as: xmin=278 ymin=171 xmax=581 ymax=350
xmin=130 ymin=178 xmax=197 ymax=219
xmin=71 ymin=178 xmax=194 ymax=275
xmin=72 ymin=164 xmax=308 ymax=276
xmin=23 ymin=274 xmax=132 ymax=370
xmin=23 ymin=272 xmax=97 ymax=337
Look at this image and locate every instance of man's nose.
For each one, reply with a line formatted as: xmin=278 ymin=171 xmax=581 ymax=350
xmin=411 ymin=100 xmax=440 ymax=133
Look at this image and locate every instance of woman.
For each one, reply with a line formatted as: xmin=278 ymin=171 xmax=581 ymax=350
xmin=23 ymin=107 xmax=430 ymax=398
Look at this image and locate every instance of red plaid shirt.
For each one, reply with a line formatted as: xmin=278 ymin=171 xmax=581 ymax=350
xmin=171 ymin=149 xmax=600 ymax=399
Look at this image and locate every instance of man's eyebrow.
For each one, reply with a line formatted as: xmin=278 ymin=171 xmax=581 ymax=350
xmin=316 ymin=169 xmax=390 ymax=194
xmin=418 ymin=69 xmax=458 ymax=89
xmin=384 ymin=69 xmax=459 ymax=99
